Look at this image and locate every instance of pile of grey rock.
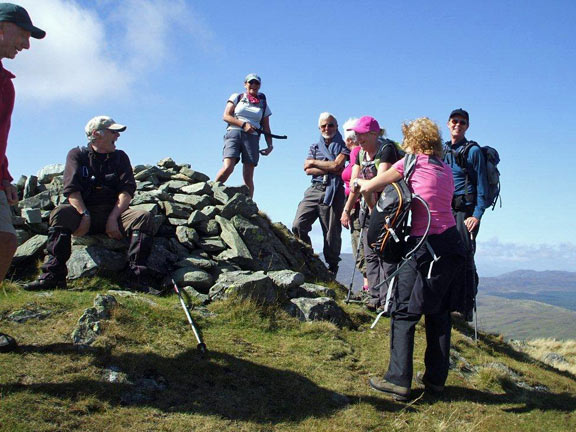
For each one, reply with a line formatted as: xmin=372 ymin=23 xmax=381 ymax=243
xmin=10 ymin=158 xmax=349 ymax=326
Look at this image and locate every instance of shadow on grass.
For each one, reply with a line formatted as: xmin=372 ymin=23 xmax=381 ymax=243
xmin=420 ymin=383 xmax=576 ymax=413
xmin=5 ymin=344 xmax=402 ymax=422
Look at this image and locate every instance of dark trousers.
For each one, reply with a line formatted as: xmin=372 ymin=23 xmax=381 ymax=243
xmin=385 ymin=257 xmax=452 ymax=389
xmin=41 ymin=204 xmax=152 ymax=278
xmin=292 ymin=184 xmax=345 ymax=269
xmin=453 ymin=206 xmax=480 ymax=318
xmin=361 ymin=209 xmax=394 ymax=307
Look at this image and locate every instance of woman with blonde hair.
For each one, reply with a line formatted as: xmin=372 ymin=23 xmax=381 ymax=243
xmin=354 ymin=117 xmax=465 ymax=401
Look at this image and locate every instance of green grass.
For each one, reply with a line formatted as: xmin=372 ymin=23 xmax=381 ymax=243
xmin=1 ymin=279 xmax=576 ymax=431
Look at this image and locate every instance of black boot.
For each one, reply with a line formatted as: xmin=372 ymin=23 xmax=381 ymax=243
xmin=127 ymin=230 xmax=161 ymax=295
xmin=24 ymin=227 xmax=71 ymax=291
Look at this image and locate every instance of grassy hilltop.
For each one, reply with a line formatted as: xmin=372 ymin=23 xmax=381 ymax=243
xmin=1 ymin=278 xmax=576 ymax=432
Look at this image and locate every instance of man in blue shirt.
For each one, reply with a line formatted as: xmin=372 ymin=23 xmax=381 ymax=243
xmin=292 ymin=112 xmax=349 ymax=276
xmin=443 ymin=108 xmax=488 ymax=321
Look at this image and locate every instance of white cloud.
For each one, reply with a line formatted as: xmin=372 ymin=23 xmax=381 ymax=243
xmin=7 ymin=0 xmax=215 ymax=104
xmin=476 ymin=238 xmax=576 ymax=276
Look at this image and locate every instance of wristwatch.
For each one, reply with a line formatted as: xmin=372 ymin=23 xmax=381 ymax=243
xmin=353 ymin=178 xmax=360 ymax=191
xmin=81 ymin=209 xmax=91 ymax=217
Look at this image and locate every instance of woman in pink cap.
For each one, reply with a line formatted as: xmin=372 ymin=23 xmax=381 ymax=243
xmin=342 ymin=116 xmax=403 ymax=311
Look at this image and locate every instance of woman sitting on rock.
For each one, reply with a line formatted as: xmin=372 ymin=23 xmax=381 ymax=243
xmin=354 ymin=117 xmax=466 ymax=401
xmin=215 ymin=73 xmax=273 ymax=198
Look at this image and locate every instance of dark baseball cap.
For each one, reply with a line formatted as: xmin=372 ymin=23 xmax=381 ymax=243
xmin=0 ymin=3 xmax=46 ymax=39
xmin=449 ymin=108 xmax=469 ymax=122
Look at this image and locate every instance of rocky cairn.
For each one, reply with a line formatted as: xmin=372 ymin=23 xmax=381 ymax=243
xmin=10 ymin=158 xmax=349 ymax=326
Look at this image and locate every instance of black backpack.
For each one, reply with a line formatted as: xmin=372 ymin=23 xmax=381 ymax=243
xmin=452 ymin=141 xmax=501 ymax=210
xmin=366 ymin=153 xmax=421 ymax=264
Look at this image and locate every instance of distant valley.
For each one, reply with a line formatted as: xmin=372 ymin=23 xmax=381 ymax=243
xmin=336 ymin=254 xmax=576 ymax=340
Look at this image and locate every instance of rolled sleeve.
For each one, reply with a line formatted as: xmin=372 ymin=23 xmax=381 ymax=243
xmin=116 ymin=151 xmax=136 ymax=198
xmin=62 ymin=148 xmax=85 ymax=197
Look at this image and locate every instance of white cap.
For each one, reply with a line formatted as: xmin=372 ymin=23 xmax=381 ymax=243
xmin=85 ymin=116 xmax=126 ymax=137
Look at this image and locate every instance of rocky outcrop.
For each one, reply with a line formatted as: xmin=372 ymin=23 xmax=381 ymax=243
xmin=10 ymin=158 xmax=346 ymax=325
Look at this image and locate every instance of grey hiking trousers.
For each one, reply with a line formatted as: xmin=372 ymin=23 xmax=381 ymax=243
xmin=292 ymin=183 xmax=345 ymax=270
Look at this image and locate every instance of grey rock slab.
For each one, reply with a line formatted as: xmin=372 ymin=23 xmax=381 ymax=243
xmin=15 ymin=229 xmax=31 ymax=245
xmin=72 ymin=235 xmax=128 ymax=251
xmin=13 ymin=234 xmax=47 ymax=264
xmin=167 ymin=217 xmax=188 ymax=226
xmin=181 ymin=182 xmax=211 ymax=196
xmin=8 ymin=307 xmax=52 ymax=323
xmin=285 ymin=297 xmax=348 ymax=326
xmin=157 ymin=157 xmax=178 ymax=169
xmin=220 ymin=193 xmax=259 ymax=220
xmin=186 ymin=210 xmax=209 ymax=226
xmin=215 ymin=215 xmax=252 ymax=259
xmin=288 ymin=282 xmax=336 ymax=299
xmin=131 ymin=190 xmax=172 ymax=205
xmin=175 ymin=254 xmax=217 ymax=270
xmin=211 ymin=182 xmax=250 ymax=204
xmin=23 ymin=175 xmax=38 ymax=199
xmin=37 ymin=164 xmax=65 ymax=183
xmin=175 ymin=226 xmax=199 ymax=249
xmin=134 ymin=166 xmax=172 ymax=181
xmin=18 ymin=190 xmax=54 ymax=211
xmin=67 ymin=246 xmax=127 ymax=279
xmin=163 ymin=201 xmax=191 ymax=219
xmin=198 ymin=236 xmax=227 ymax=253
xmin=173 ymin=194 xmax=212 ymax=209
xmin=171 ymin=266 xmax=214 ymax=292
xmin=146 ymin=241 xmax=179 ymax=274
xmin=268 ymin=270 xmax=305 ymax=290
xmin=179 ymin=167 xmax=209 ymax=183
xmin=183 ymin=286 xmax=211 ymax=304
xmin=21 ymin=208 xmax=42 ymax=224
xmin=162 ymin=180 xmax=190 ymax=192
xmin=71 ymin=307 xmax=102 ymax=345
xmin=196 ymin=219 xmax=220 ymax=236
xmin=209 ymin=270 xmax=285 ymax=304
xmin=200 ymin=205 xmax=220 ymax=219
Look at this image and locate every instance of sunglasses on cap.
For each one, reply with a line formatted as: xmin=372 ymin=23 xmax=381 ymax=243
xmin=450 ymin=118 xmax=468 ymax=126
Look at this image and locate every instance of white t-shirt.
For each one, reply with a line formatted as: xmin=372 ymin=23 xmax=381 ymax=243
xmin=227 ymin=93 xmax=272 ymax=134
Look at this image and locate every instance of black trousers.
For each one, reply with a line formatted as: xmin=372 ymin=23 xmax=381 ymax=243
xmin=453 ymin=205 xmax=480 ymax=318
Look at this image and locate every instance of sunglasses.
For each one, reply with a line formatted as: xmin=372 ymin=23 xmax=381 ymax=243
xmin=450 ymin=118 xmax=468 ymax=126
xmin=247 ymin=80 xmax=260 ymax=85
xmin=320 ymin=123 xmax=335 ymax=129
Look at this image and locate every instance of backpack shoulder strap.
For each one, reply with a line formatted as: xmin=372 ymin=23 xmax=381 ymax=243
xmin=259 ymin=92 xmax=267 ymax=124
xmin=403 ymin=153 xmax=417 ymax=181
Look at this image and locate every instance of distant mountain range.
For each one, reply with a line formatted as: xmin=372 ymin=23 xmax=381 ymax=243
xmin=479 ymin=270 xmax=576 ymax=293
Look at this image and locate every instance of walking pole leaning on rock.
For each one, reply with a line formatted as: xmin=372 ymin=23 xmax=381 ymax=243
xmin=172 ymin=279 xmax=207 ymax=354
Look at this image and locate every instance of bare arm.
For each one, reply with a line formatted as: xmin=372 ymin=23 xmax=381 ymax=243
xmin=341 ymin=164 xmax=361 ymax=228
xmin=357 ymin=167 xmax=403 ymax=194
xmin=259 ymin=115 xmax=274 ymax=155
xmin=304 ymin=153 xmax=347 ymax=174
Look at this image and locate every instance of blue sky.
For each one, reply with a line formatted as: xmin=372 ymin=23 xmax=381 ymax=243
xmin=5 ymin=0 xmax=575 ymax=276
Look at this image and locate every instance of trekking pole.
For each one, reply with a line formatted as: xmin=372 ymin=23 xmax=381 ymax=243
xmin=255 ymin=127 xmax=288 ymax=139
xmin=172 ymin=279 xmax=207 ymax=354
xmin=346 ymin=227 xmax=364 ymax=304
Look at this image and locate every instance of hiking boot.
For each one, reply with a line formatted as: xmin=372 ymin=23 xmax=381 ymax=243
xmin=0 ymin=332 xmax=18 ymax=353
xmin=415 ymin=372 xmax=445 ymax=393
xmin=23 ymin=275 xmax=67 ymax=291
xmin=369 ymin=377 xmax=411 ymax=402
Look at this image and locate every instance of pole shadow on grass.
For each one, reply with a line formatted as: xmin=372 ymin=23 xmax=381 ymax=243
xmin=5 ymin=344 xmax=403 ymax=422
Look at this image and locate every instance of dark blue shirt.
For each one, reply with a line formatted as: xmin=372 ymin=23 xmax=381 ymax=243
xmin=444 ymin=138 xmax=489 ymax=219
